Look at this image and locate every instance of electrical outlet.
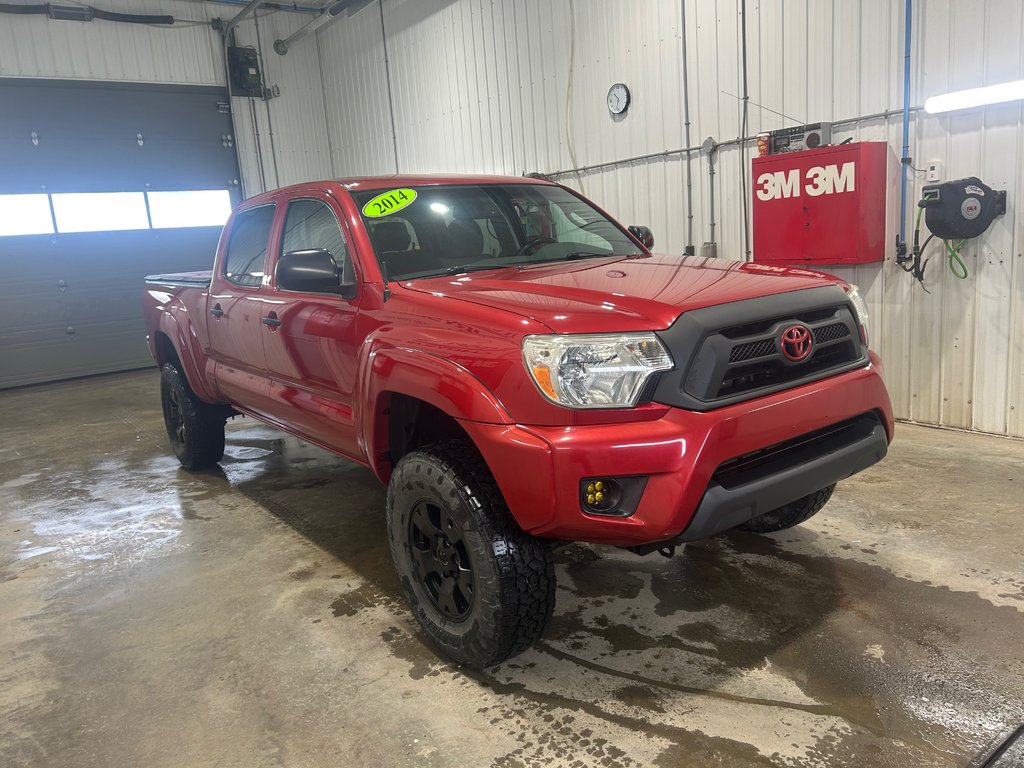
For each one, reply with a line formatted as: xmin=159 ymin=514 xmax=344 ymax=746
xmin=927 ymin=161 xmax=942 ymax=182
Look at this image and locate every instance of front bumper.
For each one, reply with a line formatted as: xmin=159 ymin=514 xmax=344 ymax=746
xmin=460 ymin=354 xmax=893 ymax=547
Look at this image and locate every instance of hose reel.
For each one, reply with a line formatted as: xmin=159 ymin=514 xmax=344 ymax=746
xmin=900 ymin=176 xmax=1007 ymax=287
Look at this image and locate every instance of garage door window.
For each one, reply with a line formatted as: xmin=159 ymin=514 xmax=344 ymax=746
xmin=51 ymin=192 xmax=149 ymax=233
xmin=0 ymin=194 xmax=54 ymax=236
xmin=224 ymin=205 xmax=275 ymax=287
xmin=148 ymin=190 xmax=232 ymax=229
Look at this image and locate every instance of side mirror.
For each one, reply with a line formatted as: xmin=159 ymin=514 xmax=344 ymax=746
xmin=277 ymin=248 xmax=356 ymax=299
xmin=628 ymin=225 xmax=655 ymax=249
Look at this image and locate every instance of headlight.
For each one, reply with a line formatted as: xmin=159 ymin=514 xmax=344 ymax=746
xmin=522 ymin=333 xmax=673 ymax=409
xmin=845 ymin=283 xmax=869 ymax=343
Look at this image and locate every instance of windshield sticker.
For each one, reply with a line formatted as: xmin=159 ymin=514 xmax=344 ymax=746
xmin=362 ymin=188 xmax=417 ymax=218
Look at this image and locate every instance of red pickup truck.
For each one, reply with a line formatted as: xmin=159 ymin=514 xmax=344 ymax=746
xmin=144 ymin=175 xmax=892 ymax=668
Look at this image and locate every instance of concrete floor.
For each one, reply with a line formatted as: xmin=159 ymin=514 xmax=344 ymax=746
xmin=2 ymin=370 xmax=1023 ymax=768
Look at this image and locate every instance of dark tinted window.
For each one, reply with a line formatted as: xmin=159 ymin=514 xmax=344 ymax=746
xmin=224 ymin=205 xmax=274 ymax=287
xmin=281 ymin=199 xmax=347 ymax=261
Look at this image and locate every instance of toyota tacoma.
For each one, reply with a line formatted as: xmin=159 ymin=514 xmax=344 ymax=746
xmin=143 ymin=175 xmax=893 ymax=668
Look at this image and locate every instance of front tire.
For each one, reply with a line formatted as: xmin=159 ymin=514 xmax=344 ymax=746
xmin=160 ymin=363 xmax=226 ymax=471
xmin=386 ymin=440 xmax=555 ymax=669
xmin=738 ymin=484 xmax=836 ymax=533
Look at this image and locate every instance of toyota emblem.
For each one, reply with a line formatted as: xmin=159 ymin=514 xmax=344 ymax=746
xmin=780 ymin=324 xmax=813 ymax=362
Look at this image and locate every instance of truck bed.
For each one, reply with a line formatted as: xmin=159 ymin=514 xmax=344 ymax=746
xmin=144 ymin=270 xmax=212 ymax=289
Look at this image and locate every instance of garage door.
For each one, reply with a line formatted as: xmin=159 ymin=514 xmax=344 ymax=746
xmin=0 ymin=79 xmax=242 ymax=389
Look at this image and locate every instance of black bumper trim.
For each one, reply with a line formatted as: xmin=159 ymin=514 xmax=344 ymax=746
xmin=676 ymin=413 xmax=888 ymax=542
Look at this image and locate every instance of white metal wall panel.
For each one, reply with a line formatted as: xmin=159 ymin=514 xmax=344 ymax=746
xmin=229 ymin=10 xmax=332 ymax=195
xmin=302 ymin=0 xmax=1023 ymax=437
xmin=317 ymin=3 xmax=396 ymax=176
xmin=0 ymin=0 xmax=223 ymax=85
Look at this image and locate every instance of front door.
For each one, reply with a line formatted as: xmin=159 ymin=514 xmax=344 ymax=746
xmin=261 ymin=195 xmax=363 ymax=459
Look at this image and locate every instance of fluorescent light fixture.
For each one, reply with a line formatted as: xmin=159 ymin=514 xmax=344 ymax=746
xmin=52 ymin=192 xmax=149 ymax=233
xmin=148 ymin=190 xmax=232 ymax=229
xmin=0 ymin=194 xmax=54 ymax=236
xmin=924 ymin=79 xmax=1024 ymax=114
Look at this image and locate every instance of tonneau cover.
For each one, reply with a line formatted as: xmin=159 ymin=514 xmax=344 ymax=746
xmin=144 ymin=271 xmax=212 ymax=288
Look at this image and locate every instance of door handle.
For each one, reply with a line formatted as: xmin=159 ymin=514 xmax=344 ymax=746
xmin=262 ymin=315 xmax=282 ymax=328
xmin=210 ymin=305 xmax=224 ymax=318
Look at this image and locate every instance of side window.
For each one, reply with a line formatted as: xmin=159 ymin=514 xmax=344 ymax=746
xmin=224 ymin=205 xmax=275 ymax=287
xmin=281 ymin=199 xmax=348 ymax=263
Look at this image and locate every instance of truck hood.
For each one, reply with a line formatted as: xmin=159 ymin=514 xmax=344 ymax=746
xmin=403 ymin=254 xmax=843 ymax=332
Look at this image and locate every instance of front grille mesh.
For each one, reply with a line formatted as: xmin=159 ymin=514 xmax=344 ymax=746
xmin=814 ymin=322 xmax=850 ymax=344
xmin=729 ymin=338 xmax=776 ymax=363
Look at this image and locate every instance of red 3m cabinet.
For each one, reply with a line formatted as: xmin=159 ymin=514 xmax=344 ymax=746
xmin=751 ymin=141 xmax=897 ymax=265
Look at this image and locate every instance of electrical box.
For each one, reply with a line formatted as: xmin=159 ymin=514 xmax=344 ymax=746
xmin=227 ymin=46 xmax=264 ymax=98
xmin=752 ymin=141 xmax=898 ymax=265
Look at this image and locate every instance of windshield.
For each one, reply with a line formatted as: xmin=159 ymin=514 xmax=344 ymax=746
xmin=351 ymin=183 xmax=641 ymax=280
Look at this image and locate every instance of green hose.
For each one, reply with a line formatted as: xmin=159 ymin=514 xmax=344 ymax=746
xmin=916 ymin=193 xmax=969 ymax=279
xmin=944 ymin=239 xmax=969 ymax=279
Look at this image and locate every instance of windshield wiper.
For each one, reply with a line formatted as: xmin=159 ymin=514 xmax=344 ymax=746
xmin=439 ymin=263 xmax=512 ymax=276
xmin=404 ymin=263 xmax=515 ymax=278
xmin=563 ymin=251 xmax=615 ymax=261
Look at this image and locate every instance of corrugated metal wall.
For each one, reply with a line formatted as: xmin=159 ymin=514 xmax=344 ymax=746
xmin=228 ymin=9 xmax=333 ymax=194
xmin=2 ymin=0 xmax=1022 ymax=437
xmin=309 ymin=0 xmax=1024 ymax=438
xmin=0 ymin=0 xmax=224 ymax=84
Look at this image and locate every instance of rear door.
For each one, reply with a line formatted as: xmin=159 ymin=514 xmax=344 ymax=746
xmin=261 ymin=193 xmax=363 ymax=458
xmin=207 ymin=204 xmax=277 ymax=416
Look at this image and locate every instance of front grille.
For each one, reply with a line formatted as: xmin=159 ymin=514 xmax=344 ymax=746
xmin=718 ymin=341 xmax=857 ymax=397
xmin=650 ymin=286 xmax=870 ymax=412
xmin=706 ymin=311 xmax=860 ymax=400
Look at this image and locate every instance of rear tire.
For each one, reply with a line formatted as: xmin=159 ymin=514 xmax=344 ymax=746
xmin=386 ymin=440 xmax=555 ymax=669
xmin=738 ymin=484 xmax=836 ymax=533
xmin=160 ymin=363 xmax=226 ymax=471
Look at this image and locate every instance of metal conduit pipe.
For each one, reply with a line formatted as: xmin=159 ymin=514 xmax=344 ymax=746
xmin=542 ymin=106 xmax=924 ymax=180
xmin=274 ymin=0 xmax=356 ymax=55
xmin=897 ymin=0 xmax=913 ymax=259
xmin=223 ymin=0 xmax=261 ymax=35
xmin=221 ymin=0 xmax=264 ymax=197
xmin=680 ymin=0 xmax=694 ymax=254
xmin=209 ymin=0 xmax=322 ymax=12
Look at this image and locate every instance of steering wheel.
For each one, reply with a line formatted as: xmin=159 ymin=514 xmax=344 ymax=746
xmin=512 ymin=236 xmax=557 ymax=259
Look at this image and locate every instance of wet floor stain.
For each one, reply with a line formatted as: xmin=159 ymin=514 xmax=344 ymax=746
xmin=3 ymin=371 xmax=1023 ymax=768
xmin=216 ymin=425 xmax=1024 ymax=765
